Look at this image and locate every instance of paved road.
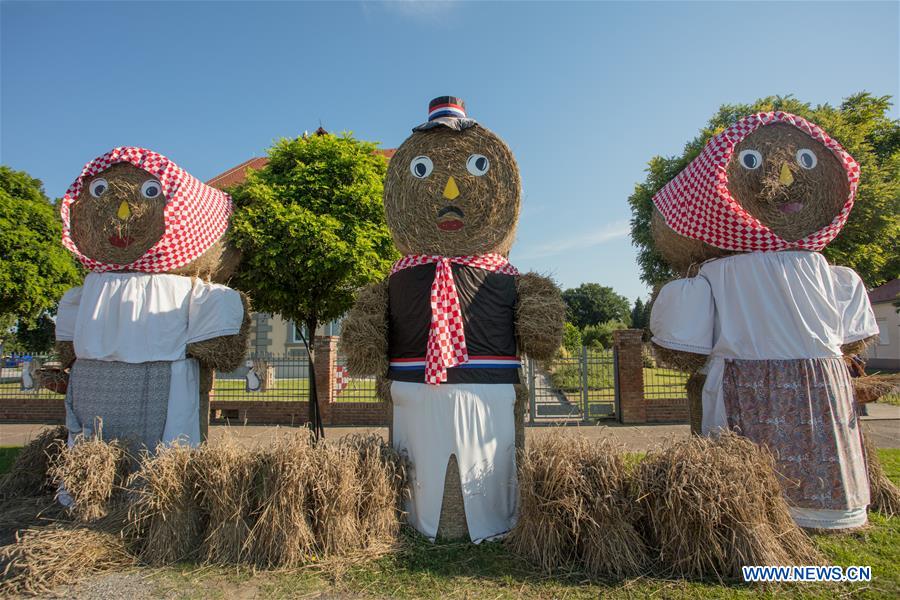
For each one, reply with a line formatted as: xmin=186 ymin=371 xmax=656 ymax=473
xmin=2 ymin=407 xmax=896 ymax=451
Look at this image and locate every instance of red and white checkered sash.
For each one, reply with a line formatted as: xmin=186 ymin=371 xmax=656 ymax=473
xmin=391 ymin=254 xmax=519 ymax=385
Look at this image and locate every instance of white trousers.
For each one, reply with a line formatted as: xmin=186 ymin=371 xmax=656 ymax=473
xmin=391 ymin=381 xmax=517 ymax=543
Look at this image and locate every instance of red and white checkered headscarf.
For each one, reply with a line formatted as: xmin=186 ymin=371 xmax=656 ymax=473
xmin=653 ymin=112 xmax=860 ymax=252
xmin=391 ymin=254 xmax=519 ymax=385
xmin=60 ymin=147 xmax=233 ymax=273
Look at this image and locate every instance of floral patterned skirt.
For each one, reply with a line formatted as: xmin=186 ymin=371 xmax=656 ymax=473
xmin=722 ymin=357 xmax=869 ymax=511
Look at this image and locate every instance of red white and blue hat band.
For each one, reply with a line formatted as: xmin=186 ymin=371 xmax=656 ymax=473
xmin=428 ymin=102 xmax=466 ymax=121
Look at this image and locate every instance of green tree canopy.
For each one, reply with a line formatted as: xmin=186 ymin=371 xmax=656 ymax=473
xmin=227 ymin=132 xmax=398 ymax=432
xmin=0 ymin=166 xmax=81 ymax=350
xmin=630 ymin=297 xmax=651 ymax=331
xmin=629 ymin=93 xmax=900 ymax=288
xmin=561 ymin=283 xmax=631 ymax=329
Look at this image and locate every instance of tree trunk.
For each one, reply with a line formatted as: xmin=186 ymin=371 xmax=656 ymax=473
xmin=305 ymin=317 xmax=324 ymax=439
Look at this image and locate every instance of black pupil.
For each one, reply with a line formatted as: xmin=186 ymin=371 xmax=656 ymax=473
xmin=415 ymin=163 xmax=426 ymax=176
xmin=94 ymin=184 xmax=105 ymax=195
xmin=476 ymin=157 xmax=487 ymax=171
xmin=743 ymin=154 xmax=758 ymax=168
xmin=801 ymin=153 xmax=813 ymax=168
xmin=146 ymin=185 xmax=158 ymax=197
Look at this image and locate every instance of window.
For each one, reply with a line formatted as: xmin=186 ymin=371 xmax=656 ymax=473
xmin=290 ymin=323 xmax=308 ymax=344
xmin=877 ymin=320 xmax=889 ymax=346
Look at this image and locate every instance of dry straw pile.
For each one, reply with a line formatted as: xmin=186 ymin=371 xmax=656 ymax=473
xmin=506 ymin=435 xmax=647 ymax=579
xmin=0 ymin=429 xmax=407 ymax=595
xmin=0 ymin=425 xmax=66 ymax=500
xmin=633 ymin=433 xmax=821 ymax=579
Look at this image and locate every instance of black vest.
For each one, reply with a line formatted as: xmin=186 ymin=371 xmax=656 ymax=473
xmin=388 ymin=263 xmax=520 ymax=384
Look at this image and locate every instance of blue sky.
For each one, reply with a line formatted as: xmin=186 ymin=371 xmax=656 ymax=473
xmin=2 ymin=1 xmax=897 ymax=302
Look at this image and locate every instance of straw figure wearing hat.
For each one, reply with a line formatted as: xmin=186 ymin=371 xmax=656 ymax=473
xmin=340 ymin=97 xmax=565 ymax=542
xmin=54 ymin=147 xmax=249 ymax=456
xmin=648 ymin=112 xmax=889 ymax=530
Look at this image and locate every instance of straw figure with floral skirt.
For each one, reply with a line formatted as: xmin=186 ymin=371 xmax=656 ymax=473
xmin=340 ymin=97 xmax=565 ymax=542
xmin=648 ymin=112 xmax=895 ymax=530
xmin=54 ymin=147 xmax=250 ymax=456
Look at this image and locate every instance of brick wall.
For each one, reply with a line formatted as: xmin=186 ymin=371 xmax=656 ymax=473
xmin=645 ymin=397 xmax=689 ymax=423
xmin=0 ymin=397 xmax=65 ymax=423
xmin=613 ymin=329 xmax=647 ymax=424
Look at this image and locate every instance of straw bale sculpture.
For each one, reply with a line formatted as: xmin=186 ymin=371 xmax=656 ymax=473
xmin=340 ymin=97 xmax=564 ymax=542
xmin=648 ymin=112 xmax=882 ymax=530
xmin=53 ymin=147 xmax=249 ymax=455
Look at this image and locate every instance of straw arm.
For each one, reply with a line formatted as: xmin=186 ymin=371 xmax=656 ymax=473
xmin=841 ymin=335 xmax=877 ymax=357
xmin=514 ymin=272 xmax=565 ymax=362
xmin=186 ymin=291 xmax=251 ymax=373
xmin=56 ymin=341 xmax=76 ymax=369
xmin=651 ymin=342 xmax=707 ymax=374
xmin=338 ymin=278 xmax=390 ymax=377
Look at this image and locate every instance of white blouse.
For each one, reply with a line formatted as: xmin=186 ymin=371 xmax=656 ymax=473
xmin=56 ymin=272 xmax=243 ymax=363
xmin=650 ymin=251 xmax=878 ymax=361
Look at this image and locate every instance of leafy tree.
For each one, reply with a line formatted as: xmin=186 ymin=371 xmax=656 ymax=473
xmin=561 ymin=322 xmax=582 ymax=355
xmin=5 ymin=313 xmax=56 ymax=354
xmin=0 ymin=166 xmax=81 ymax=355
xmin=228 ymin=132 xmax=398 ymax=435
xmin=630 ymin=297 xmax=652 ymax=331
xmin=629 ymin=93 xmax=900 ymax=288
xmin=561 ymin=283 xmax=631 ymax=329
xmin=582 ymin=320 xmax=629 ymax=350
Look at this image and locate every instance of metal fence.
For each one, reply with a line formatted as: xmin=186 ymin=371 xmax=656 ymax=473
xmin=0 ymin=355 xmax=59 ymax=399
xmin=213 ymin=353 xmax=311 ymax=402
xmin=642 ymin=364 xmax=689 ymax=400
xmin=525 ymin=347 xmax=618 ymax=422
xmin=334 ymin=354 xmax=380 ymax=403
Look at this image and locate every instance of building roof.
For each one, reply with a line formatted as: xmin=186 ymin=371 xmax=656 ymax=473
xmin=206 ymin=148 xmax=396 ymax=190
xmin=869 ymin=278 xmax=900 ymax=305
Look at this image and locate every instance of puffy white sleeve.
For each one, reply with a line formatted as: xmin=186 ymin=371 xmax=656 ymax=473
xmin=186 ymin=281 xmax=244 ymax=344
xmin=55 ymin=287 xmax=83 ymax=342
xmin=831 ymin=266 xmax=879 ymax=344
xmin=650 ymin=276 xmax=715 ymax=354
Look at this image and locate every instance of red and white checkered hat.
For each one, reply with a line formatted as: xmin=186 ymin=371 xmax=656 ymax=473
xmin=652 ymin=112 xmax=859 ymax=252
xmin=60 ymin=147 xmax=233 ymax=272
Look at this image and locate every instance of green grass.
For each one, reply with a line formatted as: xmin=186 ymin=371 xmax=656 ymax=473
xmin=213 ymin=377 xmax=378 ymax=402
xmin=0 ymin=447 xmax=20 ymax=475
xmin=2 ymin=443 xmax=897 ymax=598
xmin=118 ymin=450 xmax=900 ymax=598
xmin=881 ymin=394 xmax=900 ymax=407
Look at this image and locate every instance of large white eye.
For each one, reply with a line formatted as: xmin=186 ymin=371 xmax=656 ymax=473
xmin=140 ymin=179 xmax=163 ymax=199
xmin=409 ymin=156 xmax=433 ymax=179
xmin=466 ymin=154 xmax=490 ymax=176
xmin=796 ymin=149 xmax=817 ymax=170
xmin=89 ymin=178 xmax=109 ymax=198
xmin=738 ymin=150 xmax=763 ymax=170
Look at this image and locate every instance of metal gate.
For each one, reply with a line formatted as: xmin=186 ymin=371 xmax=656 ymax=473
xmin=524 ymin=347 xmax=618 ymax=422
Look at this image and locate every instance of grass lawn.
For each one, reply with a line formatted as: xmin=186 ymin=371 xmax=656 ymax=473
xmin=2 ymin=447 xmax=897 ymax=598
xmin=0 ymin=447 xmax=19 ymax=475
xmin=213 ymin=377 xmax=379 ymax=402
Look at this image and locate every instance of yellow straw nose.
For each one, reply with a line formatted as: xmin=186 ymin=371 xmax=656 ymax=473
xmin=443 ymin=176 xmax=460 ymax=200
xmin=117 ymin=200 xmax=131 ymax=220
xmin=779 ymin=163 xmax=794 ymax=186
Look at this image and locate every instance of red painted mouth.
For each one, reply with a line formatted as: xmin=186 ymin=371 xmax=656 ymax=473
xmin=437 ymin=219 xmax=464 ymax=231
xmin=108 ymin=235 xmax=134 ymax=248
xmin=779 ymin=202 xmax=805 ymax=214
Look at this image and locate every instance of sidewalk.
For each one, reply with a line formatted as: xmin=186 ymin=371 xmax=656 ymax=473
xmin=2 ymin=408 xmax=896 ymax=450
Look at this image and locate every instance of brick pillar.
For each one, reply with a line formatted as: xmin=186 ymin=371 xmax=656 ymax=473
xmin=614 ymin=329 xmax=646 ymax=424
xmin=314 ymin=336 xmax=338 ymax=426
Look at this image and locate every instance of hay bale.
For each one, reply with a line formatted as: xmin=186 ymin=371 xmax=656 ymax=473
xmin=49 ymin=436 xmax=129 ymax=523
xmin=634 ymin=433 xmax=820 ymax=579
xmin=0 ymin=426 xmax=67 ymax=499
xmin=245 ymin=432 xmax=317 ymax=567
xmin=192 ymin=437 xmax=258 ymax=564
xmin=861 ymin=429 xmax=900 ymax=517
xmin=384 ymin=124 xmax=521 ymax=257
xmin=339 ymin=279 xmax=389 ymax=377
xmin=0 ymin=525 xmax=133 ymax=596
xmin=853 ymin=372 xmax=900 ymax=404
xmin=577 ymin=440 xmax=647 ymax=579
xmin=342 ymin=434 xmax=406 ymax=549
xmin=686 ymin=372 xmax=706 ymax=435
xmin=651 ymin=342 xmax=707 ymax=374
xmin=508 ymin=435 xmax=645 ymax=578
xmin=725 ymin=123 xmax=849 ymax=243
xmin=436 ymin=455 xmax=469 ymax=542
xmin=186 ymin=291 xmax=252 ymax=373
xmin=310 ymin=442 xmax=360 ymax=555
xmin=125 ymin=444 xmax=202 ymax=565
xmin=515 ymin=273 xmax=566 ymax=362
xmin=650 ymin=209 xmax=731 ymax=276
